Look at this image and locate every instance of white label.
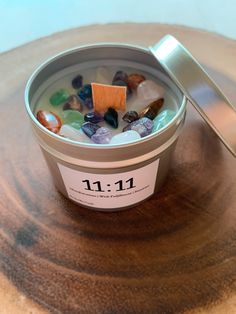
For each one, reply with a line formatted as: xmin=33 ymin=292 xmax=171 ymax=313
xmin=58 ymin=159 xmax=159 ymax=209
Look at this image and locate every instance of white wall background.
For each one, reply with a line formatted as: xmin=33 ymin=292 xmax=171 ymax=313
xmin=0 ymin=0 xmax=235 ymax=52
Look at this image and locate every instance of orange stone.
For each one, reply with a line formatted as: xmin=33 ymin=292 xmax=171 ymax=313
xmin=139 ymin=98 xmax=164 ymax=120
xmin=91 ymin=83 xmax=126 ymax=112
xmin=36 ymin=110 xmax=62 ymax=133
xmin=127 ymin=73 xmax=146 ymax=90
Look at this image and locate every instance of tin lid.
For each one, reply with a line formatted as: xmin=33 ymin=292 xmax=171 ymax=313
xmin=149 ymin=35 xmax=236 ymax=157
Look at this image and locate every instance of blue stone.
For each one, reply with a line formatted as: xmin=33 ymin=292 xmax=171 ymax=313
xmin=78 ymin=84 xmax=92 ymax=101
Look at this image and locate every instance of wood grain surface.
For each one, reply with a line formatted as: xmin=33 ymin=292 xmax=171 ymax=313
xmin=0 ymin=23 xmax=236 ymax=314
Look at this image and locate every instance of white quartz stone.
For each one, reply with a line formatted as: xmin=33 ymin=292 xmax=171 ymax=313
xmin=137 ymin=80 xmax=165 ymax=102
xmin=110 ymin=130 xmax=141 ymax=144
xmin=59 ymin=124 xmax=92 ymax=143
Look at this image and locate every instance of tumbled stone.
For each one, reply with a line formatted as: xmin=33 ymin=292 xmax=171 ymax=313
xmin=62 ymin=110 xmax=84 ymax=129
xmin=110 ymin=130 xmax=141 ymax=144
xmin=112 ymin=71 xmax=128 ymax=84
xmin=131 ymin=124 xmax=149 ymax=137
xmin=91 ymin=127 xmax=112 ymax=144
xmin=69 ymin=121 xmax=84 ymax=130
xmin=139 ymin=98 xmax=164 ymax=120
xmin=37 ymin=110 xmax=62 ymax=133
xmin=49 ymin=89 xmax=70 ymax=106
xmin=123 ymin=117 xmax=154 ymax=137
xmin=95 ymin=67 xmax=112 ymax=84
xmin=78 ymin=84 xmax=92 ymax=101
xmin=72 ymin=74 xmax=83 ymax=89
xmin=104 ymin=107 xmax=118 ymax=128
xmin=122 ymin=111 xmax=139 ymax=123
xmin=63 ymin=95 xmax=83 ymax=112
xmin=82 ymin=122 xmax=101 ymax=138
xmin=153 ymin=109 xmax=176 ymax=132
xmin=127 ymin=73 xmax=146 ymax=90
xmin=84 ymin=111 xmax=104 ymax=124
xmin=83 ymin=97 xmax=93 ymax=109
xmin=137 ymin=80 xmax=164 ymax=101
xmin=139 ymin=117 xmax=154 ymax=133
xmin=59 ymin=124 xmax=92 ymax=143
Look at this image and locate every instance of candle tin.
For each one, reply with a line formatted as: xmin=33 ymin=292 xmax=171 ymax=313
xmin=25 ymin=36 xmax=236 ymax=211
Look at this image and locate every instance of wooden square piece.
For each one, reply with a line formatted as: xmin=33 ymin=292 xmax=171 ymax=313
xmin=91 ymin=83 xmax=126 ymax=112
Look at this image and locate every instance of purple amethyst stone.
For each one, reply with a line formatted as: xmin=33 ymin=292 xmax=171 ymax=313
xmin=123 ymin=117 xmax=154 ymax=137
xmin=83 ymin=97 xmax=93 ymax=110
xmin=81 ymin=122 xmax=100 ymax=138
xmin=91 ymin=127 xmax=112 ymax=144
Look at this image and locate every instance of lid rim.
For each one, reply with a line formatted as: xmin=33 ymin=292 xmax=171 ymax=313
xmin=149 ymin=35 xmax=236 ymax=157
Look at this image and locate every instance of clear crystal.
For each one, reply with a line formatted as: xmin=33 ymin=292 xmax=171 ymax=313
xmin=60 ymin=124 xmax=92 ymax=143
xmin=137 ymin=80 xmax=164 ymax=102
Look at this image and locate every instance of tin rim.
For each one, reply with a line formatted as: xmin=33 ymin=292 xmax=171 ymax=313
xmin=24 ymin=42 xmax=187 ymax=150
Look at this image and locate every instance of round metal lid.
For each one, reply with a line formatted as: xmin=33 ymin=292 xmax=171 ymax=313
xmin=149 ymin=35 xmax=236 ymax=157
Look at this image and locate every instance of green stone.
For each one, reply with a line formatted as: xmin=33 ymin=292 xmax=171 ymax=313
xmin=153 ymin=109 xmax=176 ymax=132
xmin=49 ymin=89 xmax=70 ymax=106
xmin=62 ymin=110 xmax=84 ymax=129
xmin=70 ymin=121 xmax=83 ymax=130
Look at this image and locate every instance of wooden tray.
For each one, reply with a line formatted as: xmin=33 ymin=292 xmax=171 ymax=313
xmin=0 ymin=23 xmax=235 ymax=314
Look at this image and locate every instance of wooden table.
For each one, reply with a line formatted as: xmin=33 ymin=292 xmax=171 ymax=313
xmin=0 ymin=23 xmax=235 ymax=314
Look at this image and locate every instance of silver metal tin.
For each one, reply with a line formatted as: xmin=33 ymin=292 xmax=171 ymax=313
xmin=150 ymin=35 xmax=236 ymax=157
xmin=25 ymin=43 xmax=187 ymax=211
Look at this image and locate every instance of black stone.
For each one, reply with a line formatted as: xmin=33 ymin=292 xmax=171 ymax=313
xmin=72 ymin=74 xmax=83 ymax=89
xmin=112 ymin=71 xmax=128 ymax=84
xmin=104 ymin=107 xmax=118 ymax=129
xmin=112 ymin=79 xmax=126 ymax=87
xmin=84 ymin=111 xmax=104 ymax=124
